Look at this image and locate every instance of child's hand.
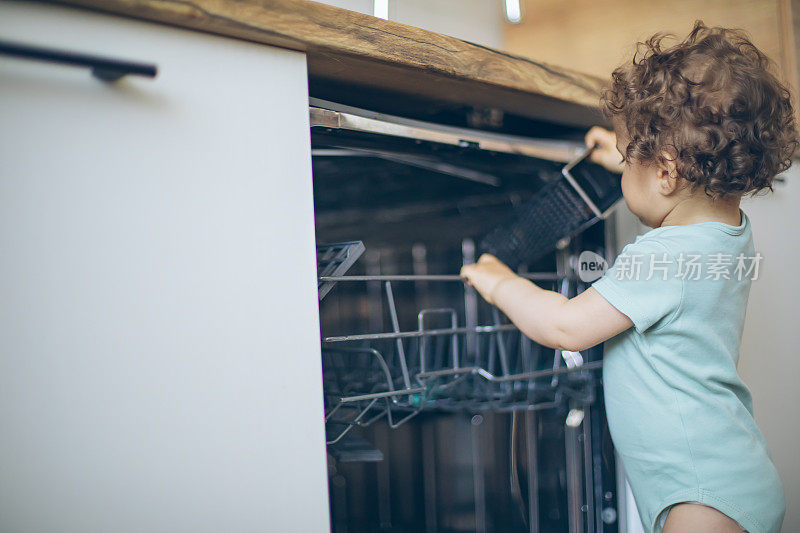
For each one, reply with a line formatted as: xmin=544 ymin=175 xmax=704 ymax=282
xmin=585 ymin=126 xmax=624 ymax=174
xmin=460 ymin=254 xmax=518 ymax=305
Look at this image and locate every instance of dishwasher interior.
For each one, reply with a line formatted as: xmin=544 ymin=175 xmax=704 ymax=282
xmin=311 ymin=98 xmax=621 ymax=533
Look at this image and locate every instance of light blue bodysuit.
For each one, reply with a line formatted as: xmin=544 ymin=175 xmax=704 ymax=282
xmin=592 ymin=211 xmax=785 ymax=533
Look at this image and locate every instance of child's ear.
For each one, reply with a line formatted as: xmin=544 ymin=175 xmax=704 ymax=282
xmin=656 ymin=150 xmax=680 ymax=196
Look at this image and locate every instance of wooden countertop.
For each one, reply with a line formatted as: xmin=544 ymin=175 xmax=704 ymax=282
xmin=46 ymin=0 xmax=607 ymax=128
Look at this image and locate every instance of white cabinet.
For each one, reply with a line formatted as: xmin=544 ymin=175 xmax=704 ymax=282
xmin=0 ymin=3 xmax=329 ymax=532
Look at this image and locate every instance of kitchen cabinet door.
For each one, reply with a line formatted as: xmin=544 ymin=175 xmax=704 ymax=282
xmin=0 ymin=3 xmax=329 ymax=532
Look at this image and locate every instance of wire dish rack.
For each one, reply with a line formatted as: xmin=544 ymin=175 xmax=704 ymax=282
xmin=319 ymin=273 xmax=603 ymax=445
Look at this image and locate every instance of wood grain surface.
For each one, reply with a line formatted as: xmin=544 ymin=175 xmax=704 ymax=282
xmin=43 ymin=0 xmax=607 ymax=127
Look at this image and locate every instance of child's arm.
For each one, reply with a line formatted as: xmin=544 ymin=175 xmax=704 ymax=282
xmin=460 ymin=254 xmax=633 ymax=351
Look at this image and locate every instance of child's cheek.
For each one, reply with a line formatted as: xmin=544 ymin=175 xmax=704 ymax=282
xmin=620 ymin=172 xmax=632 ymax=203
xmin=620 ymin=171 xmax=642 ymax=216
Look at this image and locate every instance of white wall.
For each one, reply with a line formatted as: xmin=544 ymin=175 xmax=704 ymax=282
xmin=0 ymin=3 xmax=329 ymax=532
xmin=316 ymin=0 xmax=504 ymax=49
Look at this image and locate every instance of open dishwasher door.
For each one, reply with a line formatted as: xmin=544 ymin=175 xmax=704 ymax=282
xmin=311 ymin=99 xmax=622 ymax=533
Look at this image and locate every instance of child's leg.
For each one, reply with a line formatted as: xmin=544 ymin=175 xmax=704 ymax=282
xmin=662 ymin=502 xmax=746 ymax=532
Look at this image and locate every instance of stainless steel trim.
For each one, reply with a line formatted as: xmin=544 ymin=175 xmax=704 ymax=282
xmin=309 ymin=98 xmax=586 ymax=163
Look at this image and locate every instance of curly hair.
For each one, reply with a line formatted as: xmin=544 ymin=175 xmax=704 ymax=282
xmin=602 ymin=21 xmax=798 ymax=197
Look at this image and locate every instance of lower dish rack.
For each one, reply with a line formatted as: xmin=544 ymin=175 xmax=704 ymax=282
xmin=320 ymin=273 xmax=602 ymax=446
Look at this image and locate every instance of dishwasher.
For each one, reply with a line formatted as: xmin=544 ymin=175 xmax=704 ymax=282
xmin=310 ymin=97 xmax=622 ymax=533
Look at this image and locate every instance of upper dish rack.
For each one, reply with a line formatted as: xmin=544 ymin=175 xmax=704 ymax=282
xmin=319 ymin=270 xmax=603 ymax=446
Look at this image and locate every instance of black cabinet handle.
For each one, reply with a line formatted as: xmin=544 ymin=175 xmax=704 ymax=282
xmin=0 ymin=39 xmax=157 ymax=81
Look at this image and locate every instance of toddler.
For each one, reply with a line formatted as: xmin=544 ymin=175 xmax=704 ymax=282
xmin=461 ymin=22 xmax=796 ymax=533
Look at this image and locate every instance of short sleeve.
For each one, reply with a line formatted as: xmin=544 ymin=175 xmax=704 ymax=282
xmin=592 ymin=237 xmax=683 ymax=333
